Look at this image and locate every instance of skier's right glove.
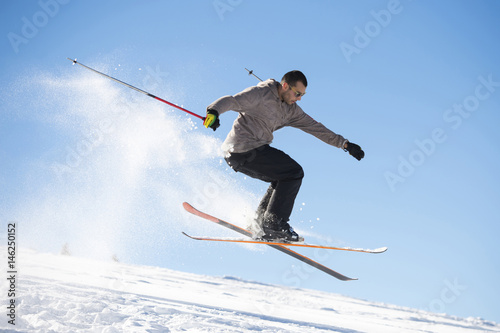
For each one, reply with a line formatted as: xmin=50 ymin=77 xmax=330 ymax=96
xmin=344 ymin=141 xmax=365 ymax=161
xmin=203 ymin=109 xmax=220 ymax=131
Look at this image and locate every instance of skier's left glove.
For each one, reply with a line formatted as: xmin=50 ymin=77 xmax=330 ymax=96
xmin=203 ymin=109 xmax=220 ymax=131
xmin=344 ymin=141 xmax=365 ymax=161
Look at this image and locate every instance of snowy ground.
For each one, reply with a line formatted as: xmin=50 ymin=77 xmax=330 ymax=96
xmin=1 ymin=249 xmax=499 ymax=333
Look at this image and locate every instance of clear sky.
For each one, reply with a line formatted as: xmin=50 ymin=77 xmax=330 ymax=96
xmin=1 ymin=0 xmax=499 ymax=324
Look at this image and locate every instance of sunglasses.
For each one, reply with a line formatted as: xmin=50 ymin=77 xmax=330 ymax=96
xmin=289 ymin=85 xmax=306 ymax=98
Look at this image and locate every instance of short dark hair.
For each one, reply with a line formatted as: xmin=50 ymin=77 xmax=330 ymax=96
xmin=281 ymin=70 xmax=308 ymax=87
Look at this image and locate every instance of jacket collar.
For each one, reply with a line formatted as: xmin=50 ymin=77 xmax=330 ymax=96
xmin=259 ymin=79 xmax=281 ymax=100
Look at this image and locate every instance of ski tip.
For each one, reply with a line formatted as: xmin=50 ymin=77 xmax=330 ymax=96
xmin=67 ymin=57 xmax=77 ymax=64
xmin=182 ymin=232 xmax=202 ymax=241
xmin=374 ymin=247 xmax=388 ymax=254
xmin=182 ymin=202 xmax=194 ymax=210
xmin=181 ymin=231 xmax=192 ymax=238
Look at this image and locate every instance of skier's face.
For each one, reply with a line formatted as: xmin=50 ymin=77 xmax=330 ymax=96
xmin=282 ymin=81 xmax=306 ymax=105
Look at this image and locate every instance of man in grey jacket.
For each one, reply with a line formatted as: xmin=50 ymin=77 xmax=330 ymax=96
xmin=204 ymin=70 xmax=364 ymax=242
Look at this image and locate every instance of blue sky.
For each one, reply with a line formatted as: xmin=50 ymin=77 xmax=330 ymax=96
xmin=1 ymin=0 xmax=500 ymax=324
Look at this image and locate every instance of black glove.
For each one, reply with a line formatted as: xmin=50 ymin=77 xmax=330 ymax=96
xmin=344 ymin=141 xmax=364 ymax=161
xmin=203 ymin=109 xmax=220 ymax=131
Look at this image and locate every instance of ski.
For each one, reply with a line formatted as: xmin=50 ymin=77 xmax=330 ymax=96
xmin=181 ymin=232 xmax=387 ymax=254
xmin=182 ymin=202 xmax=358 ymax=281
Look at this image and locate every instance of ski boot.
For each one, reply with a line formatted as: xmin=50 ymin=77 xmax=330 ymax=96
xmin=261 ymin=220 xmax=304 ymax=243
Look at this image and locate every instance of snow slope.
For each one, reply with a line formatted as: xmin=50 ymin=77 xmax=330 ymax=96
xmin=1 ymin=249 xmax=498 ymax=333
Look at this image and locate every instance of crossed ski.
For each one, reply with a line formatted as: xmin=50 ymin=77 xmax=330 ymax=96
xmin=182 ymin=202 xmax=387 ymax=281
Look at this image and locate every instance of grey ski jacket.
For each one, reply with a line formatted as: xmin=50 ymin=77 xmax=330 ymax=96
xmin=208 ymin=79 xmax=347 ymax=154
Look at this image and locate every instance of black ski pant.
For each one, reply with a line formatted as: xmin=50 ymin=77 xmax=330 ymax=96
xmin=225 ymin=145 xmax=304 ymax=225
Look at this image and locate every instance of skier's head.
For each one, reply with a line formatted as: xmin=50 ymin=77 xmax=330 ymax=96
xmin=280 ymin=70 xmax=307 ymax=105
xmin=281 ymin=70 xmax=308 ymax=88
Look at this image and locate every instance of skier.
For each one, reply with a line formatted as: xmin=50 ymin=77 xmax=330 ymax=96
xmin=203 ymin=70 xmax=364 ymax=242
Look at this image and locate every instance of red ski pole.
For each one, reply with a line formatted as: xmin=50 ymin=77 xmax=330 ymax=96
xmin=67 ymin=58 xmax=204 ymax=121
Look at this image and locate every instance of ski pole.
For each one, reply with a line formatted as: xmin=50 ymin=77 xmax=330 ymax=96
xmin=245 ymin=68 xmax=263 ymax=82
xmin=67 ymin=58 xmax=204 ymax=121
